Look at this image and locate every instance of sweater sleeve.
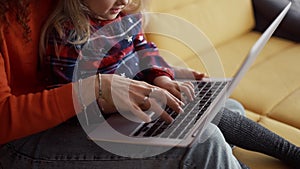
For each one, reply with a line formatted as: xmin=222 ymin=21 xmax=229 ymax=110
xmin=0 ymin=53 xmax=76 ymax=144
xmin=134 ymin=33 xmax=175 ymax=84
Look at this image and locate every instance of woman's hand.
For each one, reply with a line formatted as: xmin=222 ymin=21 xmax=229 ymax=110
xmin=96 ymin=74 xmax=184 ymax=123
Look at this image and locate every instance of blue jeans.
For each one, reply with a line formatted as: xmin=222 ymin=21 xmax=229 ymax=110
xmin=225 ymin=99 xmax=245 ymax=116
xmin=0 ymin=100 xmax=243 ymax=169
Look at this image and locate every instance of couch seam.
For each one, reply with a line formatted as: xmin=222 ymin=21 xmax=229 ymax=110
xmin=248 ymin=42 xmax=297 ymax=71
xmin=268 ymin=85 xmax=300 ymax=119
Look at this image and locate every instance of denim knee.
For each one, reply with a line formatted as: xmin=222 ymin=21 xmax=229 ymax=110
xmin=225 ymin=98 xmax=245 ymax=116
xmin=182 ymin=123 xmax=242 ymax=169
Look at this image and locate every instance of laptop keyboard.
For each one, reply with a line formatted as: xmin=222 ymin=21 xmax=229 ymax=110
xmin=132 ymin=80 xmax=228 ymax=139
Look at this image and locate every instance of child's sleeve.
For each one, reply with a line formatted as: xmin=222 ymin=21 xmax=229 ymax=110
xmin=134 ymin=33 xmax=175 ymax=84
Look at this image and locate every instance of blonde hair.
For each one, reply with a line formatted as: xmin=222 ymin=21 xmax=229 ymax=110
xmin=39 ymin=0 xmax=144 ymax=59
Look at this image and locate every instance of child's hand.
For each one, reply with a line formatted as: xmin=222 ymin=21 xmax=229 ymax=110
xmin=173 ymin=67 xmax=208 ymax=80
xmin=153 ymin=76 xmax=195 ymax=103
xmin=154 ymin=67 xmax=207 ymax=103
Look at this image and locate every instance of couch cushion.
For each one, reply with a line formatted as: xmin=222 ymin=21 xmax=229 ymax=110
xmin=234 ymin=147 xmax=291 ymax=169
xmin=216 ymin=32 xmax=295 ymax=77
xmin=147 ymin=0 xmax=255 ymax=47
xmin=270 ymin=88 xmax=300 ymax=129
xmin=232 ymin=44 xmax=300 ymax=117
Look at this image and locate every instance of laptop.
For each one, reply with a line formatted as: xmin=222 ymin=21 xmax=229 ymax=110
xmin=87 ymin=2 xmax=291 ymax=149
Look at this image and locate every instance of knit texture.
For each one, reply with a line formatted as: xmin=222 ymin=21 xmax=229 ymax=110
xmin=218 ymin=108 xmax=300 ymax=168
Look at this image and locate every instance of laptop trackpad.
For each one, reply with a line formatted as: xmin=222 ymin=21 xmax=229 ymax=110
xmin=105 ymin=113 xmax=143 ymax=136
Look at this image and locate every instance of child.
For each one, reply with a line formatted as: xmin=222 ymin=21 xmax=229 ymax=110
xmin=40 ymin=0 xmax=299 ymax=168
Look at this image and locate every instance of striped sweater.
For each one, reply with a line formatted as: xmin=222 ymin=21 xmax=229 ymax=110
xmin=45 ymin=13 xmax=174 ymax=86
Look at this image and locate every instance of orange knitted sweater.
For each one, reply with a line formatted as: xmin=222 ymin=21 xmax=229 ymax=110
xmin=0 ymin=0 xmax=76 ymax=144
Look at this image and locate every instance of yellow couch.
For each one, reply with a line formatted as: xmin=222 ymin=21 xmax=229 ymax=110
xmin=145 ymin=0 xmax=300 ymax=168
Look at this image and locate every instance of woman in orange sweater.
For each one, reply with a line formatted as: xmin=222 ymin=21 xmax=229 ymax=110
xmin=1 ymin=1 xmax=299 ymax=169
xmin=0 ymin=0 xmax=244 ymax=169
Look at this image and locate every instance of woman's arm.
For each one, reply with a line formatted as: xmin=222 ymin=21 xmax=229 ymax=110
xmin=0 ymin=53 xmax=77 ymax=144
